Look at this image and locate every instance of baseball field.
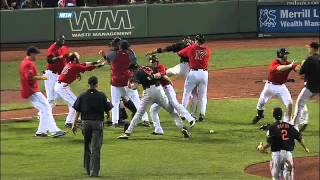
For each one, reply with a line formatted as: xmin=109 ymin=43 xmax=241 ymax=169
xmin=1 ymin=37 xmax=319 ymax=179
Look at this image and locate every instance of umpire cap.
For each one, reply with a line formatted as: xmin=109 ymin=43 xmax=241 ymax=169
xmin=149 ymin=55 xmax=159 ymax=63
xmin=26 ymin=46 xmax=40 ymax=56
xmin=120 ymin=40 xmax=130 ymax=50
xmin=195 ymin=34 xmax=205 ymax=44
xmin=272 ymin=107 xmax=283 ymax=121
xmin=276 ymin=48 xmax=289 ymax=58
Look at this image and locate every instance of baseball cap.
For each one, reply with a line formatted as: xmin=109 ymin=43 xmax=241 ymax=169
xmin=26 ymin=46 xmax=40 ymax=55
xmin=88 ymin=76 xmax=98 ymax=86
xmin=305 ymin=42 xmax=319 ymax=49
xmin=272 ymin=107 xmax=283 ymax=121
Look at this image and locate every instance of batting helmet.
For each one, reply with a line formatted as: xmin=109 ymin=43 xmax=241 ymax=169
xmin=272 ymin=107 xmax=283 ymax=121
xmin=68 ymin=52 xmax=80 ymax=63
xmin=110 ymin=37 xmax=121 ymax=47
xmin=149 ymin=55 xmax=159 ymax=63
xmin=195 ymin=34 xmax=205 ymax=44
xmin=120 ymin=40 xmax=130 ymax=50
xmin=276 ymin=48 xmax=289 ymax=58
xmin=56 ymin=35 xmax=65 ymax=46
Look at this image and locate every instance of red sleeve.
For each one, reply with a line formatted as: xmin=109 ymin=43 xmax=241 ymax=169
xmin=60 ymin=46 xmax=70 ymax=57
xmin=158 ymin=64 xmax=167 ymax=76
xmin=23 ymin=64 xmax=36 ymax=81
xmin=177 ymin=45 xmax=192 ymax=58
xmin=76 ymin=64 xmax=96 ymax=73
xmin=47 ymin=44 xmax=55 ymax=56
xmin=270 ymin=60 xmax=280 ymax=72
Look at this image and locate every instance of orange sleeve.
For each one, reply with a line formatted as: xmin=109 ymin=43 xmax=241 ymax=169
xmin=158 ymin=64 xmax=167 ymax=76
xmin=270 ymin=61 xmax=280 ymax=71
xmin=177 ymin=45 xmax=192 ymax=58
xmin=23 ymin=64 xmax=35 ymax=81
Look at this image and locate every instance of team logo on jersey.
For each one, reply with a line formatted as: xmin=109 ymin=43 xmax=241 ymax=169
xmin=259 ymin=9 xmax=277 ymax=28
xmin=195 ymin=50 xmax=206 ymax=60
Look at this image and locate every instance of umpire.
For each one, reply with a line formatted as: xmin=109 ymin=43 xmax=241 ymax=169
xmin=72 ymin=76 xmax=113 ymax=177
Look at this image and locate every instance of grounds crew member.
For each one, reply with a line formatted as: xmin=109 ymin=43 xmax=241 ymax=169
xmin=257 ymin=107 xmax=309 ymax=180
xmin=72 ymin=76 xmax=113 ymax=177
xmin=118 ymin=63 xmax=191 ymax=139
xmin=292 ymin=42 xmax=320 ymax=132
xmin=19 ymin=46 xmax=65 ymax=137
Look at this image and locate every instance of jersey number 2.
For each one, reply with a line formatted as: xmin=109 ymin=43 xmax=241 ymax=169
xmin=281 ymin=130 xmax=289 ymax=140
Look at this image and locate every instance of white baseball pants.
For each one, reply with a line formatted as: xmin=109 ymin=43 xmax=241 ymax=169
xmin=257 ymin=82 xmax=293 ymax=122
xmin=54 ymin=82 xmax=77 ymax=124
xmin=31 ymin=92 xmax=61 ymax=134
xmin=293 ymin=87 xmax=318 ymax=127
xmin=270 ymin=150 xmax=294 ymax=180
xmin=44 ymin=70 xmax=59 ymax=107
xmin=150 ymin=84 xmax=195 ymax=133
xmin=182 ymin=70 xmax=208 ymax=116
xmin=126 ymin=88 xmax=149 ymax=122
xmin=125 ymin=85 xmax=184 ymax=134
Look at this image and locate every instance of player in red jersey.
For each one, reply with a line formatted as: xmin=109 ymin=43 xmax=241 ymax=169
xmin=54 ymin=52 xmax=104 ymax=127
xmin=44 ymin=35 xmax=70 ymax=107
xmin=178 ymin=34 xmax=211 ymax=122
xmin=19 ymin=46 xmax=65 ymax=137
xmin=252 ymin=48 xmax=299 ymax=124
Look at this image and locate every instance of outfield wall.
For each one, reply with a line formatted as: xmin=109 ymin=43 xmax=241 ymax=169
xmin=1 ymin=0 xmax=318 ymax=44
xmin=1 ymin=1 xmax=257 ymax=44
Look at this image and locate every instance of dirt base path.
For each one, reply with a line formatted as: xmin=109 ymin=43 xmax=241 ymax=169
xmin=245 ymin=156 xmax=319 ymax=180
xmin=1 ymin=37 xmax=317 ymax=62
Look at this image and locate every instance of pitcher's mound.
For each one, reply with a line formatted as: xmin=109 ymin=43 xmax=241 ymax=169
xmin=245 ymin=156 xmax=319 ymax=180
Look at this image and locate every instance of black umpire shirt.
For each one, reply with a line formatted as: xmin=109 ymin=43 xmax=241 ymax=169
xmin=267 ymin=121 xmax=302 ymax=152
xmin=73 ymin=89 xmax=113 ymax=121
xmin=300 ymin=54 xmax=320 ymax=93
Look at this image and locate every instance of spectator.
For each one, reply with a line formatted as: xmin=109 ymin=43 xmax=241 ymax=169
xmin=58 ymin=0 xmax=76 ymax=7
xmin=1 ymin=0 xmax=11 ymax=9
xmin=20 ymin=0 xmax=40 ymax=8
xmin=43 ymin=0 xmax=57 ymax=7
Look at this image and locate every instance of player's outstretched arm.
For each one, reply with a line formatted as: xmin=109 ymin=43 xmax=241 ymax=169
xmin=276 ymin=61 xmax=296 ymax=72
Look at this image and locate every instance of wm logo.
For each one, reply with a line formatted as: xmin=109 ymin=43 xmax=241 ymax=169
xmin=70 ymin=10 xmax=134 ymax=31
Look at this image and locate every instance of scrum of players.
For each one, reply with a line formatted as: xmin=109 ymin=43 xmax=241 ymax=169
xmin=20 ymin=36 xmax=319 ymax=140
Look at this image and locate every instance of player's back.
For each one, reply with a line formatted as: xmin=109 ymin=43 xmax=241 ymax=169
xmin=268 ymin=121 xmax=301 ymax=152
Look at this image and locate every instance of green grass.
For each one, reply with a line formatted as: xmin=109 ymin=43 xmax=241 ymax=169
xmin=1 ymin=47 xmax=309 ymax=92
xmin=1 ymin=99 xmax=319 ymax=180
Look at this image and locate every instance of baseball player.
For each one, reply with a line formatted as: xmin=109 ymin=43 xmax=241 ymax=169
xmin=118 ymin=63 xmax=191 ymax=139
xmin=257 ymin=107 xmax=309 ymax=180
xmin=44 ymin=35 xmax=70 ymax=107
xmin=148 ymin=55 xmax=195 ymax=135
xmin=54 ymin=52 xmax=103 ymax=127
xmin=251 ymin=48 xmax=299 ymax=124
xmin=19 ymin=46 xmax=65 ymax=137
xmin=292 ymin=42 xmax=320 ymax=132
xmin=146 ymin=36 xmax=199 ymax=114
xmin=100 ymin=39 xmax=150 ymax=127
xmin=177 ymin=34 xmax=211 ymax=122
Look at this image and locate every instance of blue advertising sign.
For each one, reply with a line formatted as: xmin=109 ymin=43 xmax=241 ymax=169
xmin=258 ymin=5 xmax=320 ymax=33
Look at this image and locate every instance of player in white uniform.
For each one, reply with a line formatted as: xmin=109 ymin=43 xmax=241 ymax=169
xmin=44 ymin=35 xmax=69 ymax=108
xmin=251 ymin=48 xmax=299 ymax=124
xmin=178 ymin=35 xmax=211 ymax=122
xmin=148 ymin=55 xmax=196 ymax=135
xmin=146 ymin=36 xmax=199 ymax=114
xmin=118 ymin=63 xmax=191 ymax=139
xmin=99 ymin=39 xmax=150 ymax=127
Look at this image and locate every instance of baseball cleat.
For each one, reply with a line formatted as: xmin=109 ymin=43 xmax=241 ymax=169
xmin=181 ymin=128 xmax=191 ymax=138
xmin=198 ymin=114 xmax=204 ymax=122
xmin=35 ymin=133 xmax=48 ymax=137
xmin=118 ymin=133 xmax=130 ymax=139
xmin=180 ymin=116 xmax=186 ymax=121
xmin=51 ymin=131 xmax=66 ymax=138
xmin=142 ymin=121 xmax=151 ymax=127
xmin=65 ymin=123 xmax=72 ymax=128
xmin=111 ymin=123 xmax=118 ymax=128
xmin=151 ymin=132 xmax=164 ymax=135
xmin=189 ymin=120 xmax=196 ymax=128
xmin=251 ymin=115 xmax=264 ymax=124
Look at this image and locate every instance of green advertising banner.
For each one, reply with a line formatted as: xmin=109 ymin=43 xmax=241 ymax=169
xmin=55 ymin=5 xmax=147 ymax=40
